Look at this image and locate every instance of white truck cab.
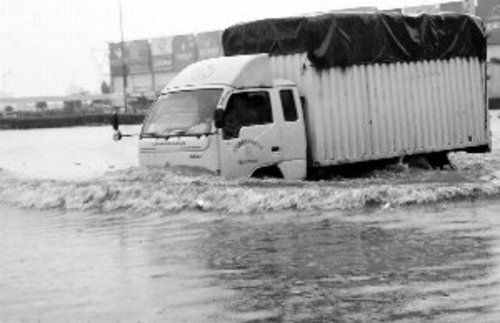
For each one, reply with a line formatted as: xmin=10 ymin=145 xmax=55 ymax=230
xmin=114 ymin=13 xmax=489 ymax=180
xmin=137 ymin=54 xmax=308 ymax=179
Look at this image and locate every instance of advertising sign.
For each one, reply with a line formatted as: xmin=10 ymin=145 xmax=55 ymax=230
xmin=439 ymin=1 xmax=466 ymax=13
xmin=196 ymin=30 xmax=223 ymax=61
xmin=477 ymin=0 xmax=500 ymax=44
xmin=150 ymin=37 xmax=174 ymax=72
xmin=332 ymin=7 xmax=378 ymax=13
xmin=381 ymin=8 xmax=402 ymax=14
xmin=127 ymin=40 xmax=151 ymax=74
xmin=109 ymin=42 xmax=127 ymax=77
xmin=403 ymin=4 xmax=439 ymax=15
xmin=172 ymin=34 xmax=198 ymax=71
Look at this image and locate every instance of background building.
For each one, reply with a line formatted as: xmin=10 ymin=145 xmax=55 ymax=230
xmin=108 ymin=1 xmax=500 ymax=108
xmin=477 ymin=0 xmax=500 ymax=108
xmin=109 ymin=30 xmax=223 ymax=103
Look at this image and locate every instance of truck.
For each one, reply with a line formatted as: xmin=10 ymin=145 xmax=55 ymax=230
xmin=113 ymin=13 xmax=490 ymax=180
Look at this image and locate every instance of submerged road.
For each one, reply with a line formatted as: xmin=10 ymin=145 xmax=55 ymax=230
xmin=1 ymin=201 xmax=500 ymax=322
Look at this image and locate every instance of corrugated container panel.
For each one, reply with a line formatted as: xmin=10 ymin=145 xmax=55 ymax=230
xmin=417 ymin=61 xmax=430 ymax=149
xmin=401 ymin=63 xmax=413 ymax=151
xmin=352 ymin=65 xmax=367 ymax=158
xmin=337 ymin=66 xmax=349 ymax=159
xmin=390 ymin=63 xmax=402 ymax=152
xmin=472 ymin=59 xmax=482 ymax=141
xmin=412 ymin=63 xmax=422 ymax=149
xmin=271 ymin=54 xmax=488 ymax=166
xmin=446 ymin=59 xmax=460 ymax=146
xmin=367 ymin=64 xmax=378 ymax=155
xmin=460 ymin=59 xmax=470 ymax=144
xmin=387 ymin=64 xmax=397 ymax=152
xmin=435 ymin=60 xmax=447 ymax=147
xmin=322 ymin=70 xmax=334 ymax=160
xmin=397 ymin=62 xmax=410 ymax=151
xmin=439 ymin=59 xmax=451 ymax=146
xmin=429 ymin=61 xmax=440 ymax=148
xmin=469 ymin=59 xmax=479 ymax=142
xmin=480 ymin=59 xmax=488 ymax=141
xmin=457 ymin=59 xmax=468 ymax=144
xmin=473 ymin=59 xmax=486 ymax=141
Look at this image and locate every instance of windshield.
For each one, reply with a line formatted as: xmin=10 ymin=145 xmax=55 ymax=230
xmin=142 ymin=89 xmax=223 ymax=136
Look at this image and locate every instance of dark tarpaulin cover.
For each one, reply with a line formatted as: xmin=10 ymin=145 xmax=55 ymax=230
xmin=222 ymin=13 xmax=486 ymax=68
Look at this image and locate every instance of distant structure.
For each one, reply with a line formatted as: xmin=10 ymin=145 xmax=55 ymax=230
xmin=476 ymin=0 xmax=500 ymax=108
xmin=108 ymin=31 xmax=223 ymax=100
xmin=107 ymin=1 xmax=500 ymax=108
xmin=403 ymin=1 xmax=472 ymax=15
xmin=403 ymin=3 xmax=441 ymax=14
xmin=106 ymin=8 xmax=392 ymax=100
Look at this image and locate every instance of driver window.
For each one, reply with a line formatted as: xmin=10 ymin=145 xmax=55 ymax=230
xmin=223 ymin=91 xmax=273 ymax=139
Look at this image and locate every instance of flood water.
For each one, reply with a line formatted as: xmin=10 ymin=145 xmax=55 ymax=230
xmin=1 ymin=201 xmax=500 ymax=322
xmin=1 ymin=117 xmax=500 ymax=322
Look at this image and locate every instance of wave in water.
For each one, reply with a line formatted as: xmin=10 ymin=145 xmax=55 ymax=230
xmin=1 ymin=154 xmax=500 ymax=214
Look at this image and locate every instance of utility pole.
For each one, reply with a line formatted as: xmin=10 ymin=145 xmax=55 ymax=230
xmin=118 ymin=0 xmax=128 ymax=113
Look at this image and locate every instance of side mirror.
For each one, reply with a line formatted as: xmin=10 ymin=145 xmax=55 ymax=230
xmin=111 ymin=111 xmax=120 ymax=131
xmin=213 ymin=108 xmax=225 ymax=129
xmin=111 ymin=112 xmax=122 ymax=141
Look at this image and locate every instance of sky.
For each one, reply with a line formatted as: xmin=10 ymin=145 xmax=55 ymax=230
xmin=0 ymin=0 xmax=455 ymax=97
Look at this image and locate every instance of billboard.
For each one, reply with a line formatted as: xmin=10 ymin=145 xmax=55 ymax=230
xmin=127 ymin=40 xmax=151 ymax=75
xmin=172 ymin=34 xmax=198 ymax=71
xmin=332 ymin=7 xmax=378 ymax=13
xmin=196 ymin=30 xmax=223 ymax=61
xmin=150 ymin=37 xmax=174 ymax=72
xmin=381 ymin=8 xmax=403 ymax=14
xmin=477 ymin=0 xmax=500 ymax=44
xmin=439 ymin=1 xmax=466 ymax=13
xmin=403 ymin=4 xmax=440 ymax=15
xmin=109 ymin=42 xmax=127 ymax=77
xmin=109 ymin=40 xmax=151 ymax=76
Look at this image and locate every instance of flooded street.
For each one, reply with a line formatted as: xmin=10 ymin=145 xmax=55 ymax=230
xmin=1 ymin=113 xmax=500 ymax=321
xmin=1 ymin=201 xmax=500 ymax=322
xmin=2 ymin=1 xmax=500 ymax=321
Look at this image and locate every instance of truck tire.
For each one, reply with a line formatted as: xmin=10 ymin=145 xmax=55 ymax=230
xmin=251 ymin=165 xmax=283 ymax=179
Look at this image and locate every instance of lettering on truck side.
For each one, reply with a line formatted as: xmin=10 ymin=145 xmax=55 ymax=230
xmin=233 ymin=139 xmax=264 ymax=152
xmin=153 ymin=141 xmax=187 ymax=146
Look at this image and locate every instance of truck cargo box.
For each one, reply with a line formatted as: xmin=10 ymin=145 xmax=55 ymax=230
xmin=223 ymin=13 xmax=490 ymax=166
xmin=270 ymin=54 xmax=488 ymax=166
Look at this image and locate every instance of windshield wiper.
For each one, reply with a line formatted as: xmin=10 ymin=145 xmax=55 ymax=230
xmin=140 ymin=132 xmax=167 ymax=139
xmin=140 ymin=132 xmax=216 ymax=139
xmin=167 ymin=129 xmax=187 ymax=136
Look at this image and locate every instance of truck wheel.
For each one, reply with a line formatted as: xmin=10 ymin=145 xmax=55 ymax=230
xmin=404 ymin=153 xmax=451 ymax=170
xmin=251 ymin=165 xmax=283 ymax=179
xmin=404 ymin=155 xmax=433 ymax=170
xmin=427 ymin=152 xmax=452 ymax=169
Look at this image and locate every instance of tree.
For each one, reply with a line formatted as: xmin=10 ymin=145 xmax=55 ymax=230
xmin=4 ymin=105 xmax=13 ymax=113
xmin=101 ymin=80 xmax=110 ymax=94
xmin=63 ymin=100 xmax=83 ymax=114
xmin=36 ymin=101 xmax=48 ymax=111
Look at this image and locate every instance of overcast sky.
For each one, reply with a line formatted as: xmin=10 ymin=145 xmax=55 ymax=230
xmin=0 ymin=0 xmax=452 ymax=97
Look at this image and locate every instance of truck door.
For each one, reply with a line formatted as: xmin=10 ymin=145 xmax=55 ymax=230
xmin=276 ymin=88 xmax=307 ymax=163
xmin=219 ymin=90 xmax=283 ymax=179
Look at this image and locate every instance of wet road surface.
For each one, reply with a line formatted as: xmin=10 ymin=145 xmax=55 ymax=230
xmin=1 ymin=201 xmax=500 ymax=322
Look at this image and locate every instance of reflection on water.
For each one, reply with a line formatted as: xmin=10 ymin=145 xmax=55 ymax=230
xmin=202 ymin=206 xmax=500 ymax=322
xmin=1 ymin=201 xmax=500 ymax=322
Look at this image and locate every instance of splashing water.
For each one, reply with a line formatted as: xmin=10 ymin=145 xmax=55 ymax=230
xmin=1 ymin=113 xmax=500 ymax=215
xmin=1 ymin=161 xmax=500 ymax=214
